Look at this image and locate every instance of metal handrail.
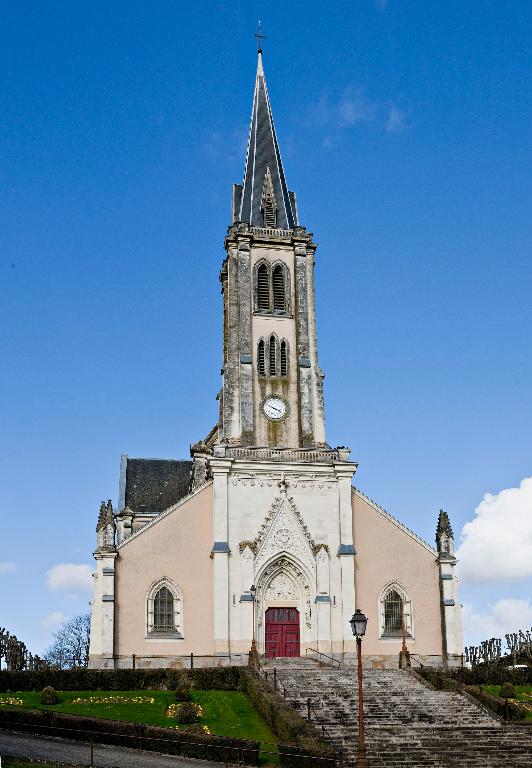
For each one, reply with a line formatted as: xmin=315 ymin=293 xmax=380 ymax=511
xmin=409 ymin=654 xmax=425 ymax=669
xmin=255 ymin=662 xmax=340 ymax=751
xmin=306 ymin=647 xmax=343 ymax=667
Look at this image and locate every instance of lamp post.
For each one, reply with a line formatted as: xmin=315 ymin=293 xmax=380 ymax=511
xmin=249 ymin=584 xmax=259 ymax=669
xmin=399 ymin=599 xmax=410 ymax=669
xmin=350 ymin=609 xmax=369 ymax=768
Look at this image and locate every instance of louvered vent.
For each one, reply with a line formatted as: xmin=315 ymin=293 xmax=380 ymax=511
xmin=257 ymin=264 xmax=270 ymax=310
xmin=280 ymin=341 xmax=288 ymax=377
xmin=263 ymin=196 xmax=277 ymax=227
xmin=269 ymin=336 xmax=277 ymax=376
xmin=258 ymin=340 xmax=266 ymax=377
xmin=272 ymin=265 xmax=285 ymax=312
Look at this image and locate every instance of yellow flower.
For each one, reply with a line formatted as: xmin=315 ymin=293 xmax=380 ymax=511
xmin=0 ymin=698 xmax=23 ymax=706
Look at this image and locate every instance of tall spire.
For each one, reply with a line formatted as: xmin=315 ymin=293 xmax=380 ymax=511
xmin=233 ymin=51 xmax=297 ymax=229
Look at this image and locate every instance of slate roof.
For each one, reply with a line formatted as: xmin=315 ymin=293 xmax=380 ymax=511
xmin=124 ymin=458 xmax=192 ymax=515
xmin=234 ymin=52 xmax=297 ymax=229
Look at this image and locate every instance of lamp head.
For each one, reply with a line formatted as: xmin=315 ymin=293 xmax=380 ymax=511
xmin=250 ymin=584 xmax=256 ymax=597
xmin=350 ymin=609 xmax=368 ymax=638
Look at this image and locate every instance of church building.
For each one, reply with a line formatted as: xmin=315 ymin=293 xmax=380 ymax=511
xmin=88 ymin=50 xmax=463 ymax=670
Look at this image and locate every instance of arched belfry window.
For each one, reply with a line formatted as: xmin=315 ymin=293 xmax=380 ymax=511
xmin=379 ymin=583 xmax=413 ymax=639
xmin=257 ymin=339 xmax=266 ymax=377
xmin=269 ymin=335 xmax=277 ymax=377
xmin=280 ymin=340 xmax=288 ymax=377
xmin=147 ymin=579 xmax=183 ymax=638
xmin=272 ymin=264 xmax=286 ymax=312
xmin=257 ymin=264 xmax=270 ymax=311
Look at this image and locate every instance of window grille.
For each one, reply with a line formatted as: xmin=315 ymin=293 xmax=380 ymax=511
xmin=269 ymin=336 xmax=277 ymax=376
xmin=280 ymin=341 xmax=288 ymax=377
xmin=258 ymin=340 xmax=266 ymax=377
xmin=257 ymin=264 xmax=270 ymax=310
xmin=153 ymin=586 xmax=175 ymax=632
xmin=383 ymin=590 xmax=403 ymax=635
xmin=272 ymin=265 xmax=286 ymax=312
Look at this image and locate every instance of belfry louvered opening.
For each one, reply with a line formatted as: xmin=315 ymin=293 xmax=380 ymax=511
xmin=269 ymin=336 xmax=277 ymax=376
xmin=263 ymin=196 xmax=277 ymax=227
xmin=257 ymin=340 xmax=266 ymax=377
xmin=280 ymin=340 xmax=288 ymax=377
xmin=272 ymin=264 xmax=286 ymax=312
xmin=257 ymin=264 xmax=270 ymax=310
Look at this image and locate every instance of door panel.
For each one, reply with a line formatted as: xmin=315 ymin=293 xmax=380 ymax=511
xmin=264 ymin=607 xmax=300 ymax=658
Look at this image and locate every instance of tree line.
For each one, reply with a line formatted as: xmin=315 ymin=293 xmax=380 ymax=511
xmin=464 ymin=627 xmax=532 ymax=668
xmin=0 ymin=614 xmax=90 ymax=671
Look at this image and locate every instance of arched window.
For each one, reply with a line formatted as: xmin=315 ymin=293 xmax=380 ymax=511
xmin=269 ymin=335 xmax=277 ymax=376
xmin=280 ymin=340 xmax=288 ymax=377
xmin=379 ymin=583 xmax=413 ymax=638
xmin=272 ymin=265 xmax=286 ymax=312
xmin=257 ymin=339 xmax=266 ymax=377
xmin=147 ymin=579 xmax=183 ymax=637
xmin=154 ymin=586 xmax=174 ymax=631
xmin=257 ymin=264 xmax=270 ymax=311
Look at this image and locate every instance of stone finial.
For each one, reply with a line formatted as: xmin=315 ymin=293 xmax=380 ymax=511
xmin=436 ymin=509 xmax=454 ymax=557
xmin=96 ymin=499 xmax=116 ymax=551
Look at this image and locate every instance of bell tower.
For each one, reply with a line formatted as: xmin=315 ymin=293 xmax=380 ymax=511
xmin=219 ymin=51 xmax=326 ymax=449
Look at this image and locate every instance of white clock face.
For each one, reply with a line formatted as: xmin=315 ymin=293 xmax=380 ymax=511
xmin=263 ymin=396 xmax=287 ymax=421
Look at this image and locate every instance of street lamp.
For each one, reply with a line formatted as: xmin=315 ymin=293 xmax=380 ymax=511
xmin=350 ymin=609 xmax=369 ymax=768
xmin=400 ymin=599 xmax=410 ymax=669
xmin=249 ymin=584 xmax=259 ymax=669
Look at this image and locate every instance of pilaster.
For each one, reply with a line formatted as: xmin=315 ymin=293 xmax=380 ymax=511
xmin=210 ymin=456 xmax=233 ymax=656
xmin=88 ymin=551 xmax=117 ymax=668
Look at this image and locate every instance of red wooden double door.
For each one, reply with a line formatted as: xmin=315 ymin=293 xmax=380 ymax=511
xmin=265 ymin=607 xmax=300 ymax=658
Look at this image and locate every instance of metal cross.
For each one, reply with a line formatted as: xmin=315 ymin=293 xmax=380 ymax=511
xmin=255 ymin=21 xmax=266 ymax=53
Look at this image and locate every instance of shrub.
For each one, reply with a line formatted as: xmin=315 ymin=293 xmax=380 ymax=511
xmin=174 ymin=671 xmax=193 ymax=701
xmin=40 ymin=686 xmax=59 ymax=705
xmin=499 ymin=682 xmax=516 ymax=699
xmin=173 ymin=701 xmax=201 ymax=724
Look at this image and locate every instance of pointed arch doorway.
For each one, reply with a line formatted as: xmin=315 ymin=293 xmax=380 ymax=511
xmin=265 ymin=607 xmax=300 ymax=658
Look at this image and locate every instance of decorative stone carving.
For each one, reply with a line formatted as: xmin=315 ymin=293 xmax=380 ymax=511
xmin=257 ymin=557 xmax=312 ymax=629
xmin=230 ymin=472 xmax=336 ymax=490
xmin=254 ymin=496 xmax=315 ymax=578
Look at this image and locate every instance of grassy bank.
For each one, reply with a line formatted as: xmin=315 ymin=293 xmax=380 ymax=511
xmin=482 ymin=684 xmax=532 ymax=720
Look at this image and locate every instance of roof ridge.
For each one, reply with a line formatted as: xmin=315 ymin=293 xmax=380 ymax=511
xmin=352 ymin=486 xmax=436 ymax=554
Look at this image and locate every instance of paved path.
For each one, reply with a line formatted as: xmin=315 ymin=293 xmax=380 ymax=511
xmin=0 ymin=729 xmax=225 ymax=768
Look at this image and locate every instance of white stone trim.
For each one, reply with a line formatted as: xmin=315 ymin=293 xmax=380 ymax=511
xmin=353 ymin=487 xmax=436 ymax=554
xmin=117 ymin=481 xmax=213 ymax=549
xmin=146 ymin=578 xmax=184 ymax=638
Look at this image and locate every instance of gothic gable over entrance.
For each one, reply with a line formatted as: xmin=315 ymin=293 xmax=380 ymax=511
xmin=254 ymin=493 xmax=315 ymax=576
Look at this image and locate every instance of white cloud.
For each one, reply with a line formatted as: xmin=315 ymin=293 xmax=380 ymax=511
xmin=456 ymin=476 xmax=532 ymax=583
xmin=41 ymin=611 xmax=66 ymax=629
xmin=337 ymin=88 xmax=377 ymax=127
xmin=386 ymin=106 xmax=406 ymax=133
xmin=462 ymin=599 xmax=532 ymax=647
xmin=46 ymin=563 xmax=92 ymax=593
xmin=0 ymin=562 xmax=16 ymax=573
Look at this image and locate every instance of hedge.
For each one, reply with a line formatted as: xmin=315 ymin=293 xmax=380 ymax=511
xmin=0 ymin=665 xmax=240 ymax=693
xmin=0 ymin=706 xmax=260 ymax=765
xmin=449 ymin=665 xmax=532 ymax=686
xmin=240 ymin=670 xmax=337 ymax=767
xmin=416 ymin=667 xmax=526 ymax=722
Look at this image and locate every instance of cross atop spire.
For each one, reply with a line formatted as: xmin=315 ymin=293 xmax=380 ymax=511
xmin=232 ymin=49 xmax=298 ymax=229
xmin=254 ymin=20 xmax=266 ymax=53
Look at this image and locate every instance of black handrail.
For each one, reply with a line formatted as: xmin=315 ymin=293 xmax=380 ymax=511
xmin=306 ymin=647 xmax=343 ymax=667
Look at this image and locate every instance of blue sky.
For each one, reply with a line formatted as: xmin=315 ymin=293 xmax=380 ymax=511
xmin=1 ymin=1 xmax=531 ymax=654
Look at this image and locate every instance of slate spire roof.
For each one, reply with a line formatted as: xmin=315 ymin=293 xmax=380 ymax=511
xmin=233 ymin=51 xmax=298 ymax=229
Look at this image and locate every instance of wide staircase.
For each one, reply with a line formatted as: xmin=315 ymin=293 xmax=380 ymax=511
xmin=262 ymin=658 xmax=532 ymax=767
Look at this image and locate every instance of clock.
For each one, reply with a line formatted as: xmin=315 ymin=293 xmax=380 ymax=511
xmin=262 ymin=396 xmax=288 ymax=421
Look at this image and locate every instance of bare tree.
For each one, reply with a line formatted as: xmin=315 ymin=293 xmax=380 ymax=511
xmin=44 ymin=614 xmax=91 ymax=668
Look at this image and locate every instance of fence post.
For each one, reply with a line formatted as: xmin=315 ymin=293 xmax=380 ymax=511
xmin=191 ymin=652 xmax=194 ymax=670
xmin=283 ymin=685 xmax=286 ymax=698
xmin=132 ymin=653 xmax=136 ymax=670
xmin=273 ymin=667 xmax=277 ymax=690
xmin=90 ymin=733 xmax=94 ymax=767
xmin=225 ymin=747 xmax=228 ymax=767
xmin=307 ymin=697 xmax=311 ymax=722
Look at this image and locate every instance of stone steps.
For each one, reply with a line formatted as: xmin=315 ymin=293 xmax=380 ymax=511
xmin=260 ymin=659 xmax=532 ymax=766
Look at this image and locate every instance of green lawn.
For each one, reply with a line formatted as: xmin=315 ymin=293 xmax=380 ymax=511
xmin=482 ymin=684 xmax=532 ymax=720
xmin=0 ymin=689 xmax=278 ymax=763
